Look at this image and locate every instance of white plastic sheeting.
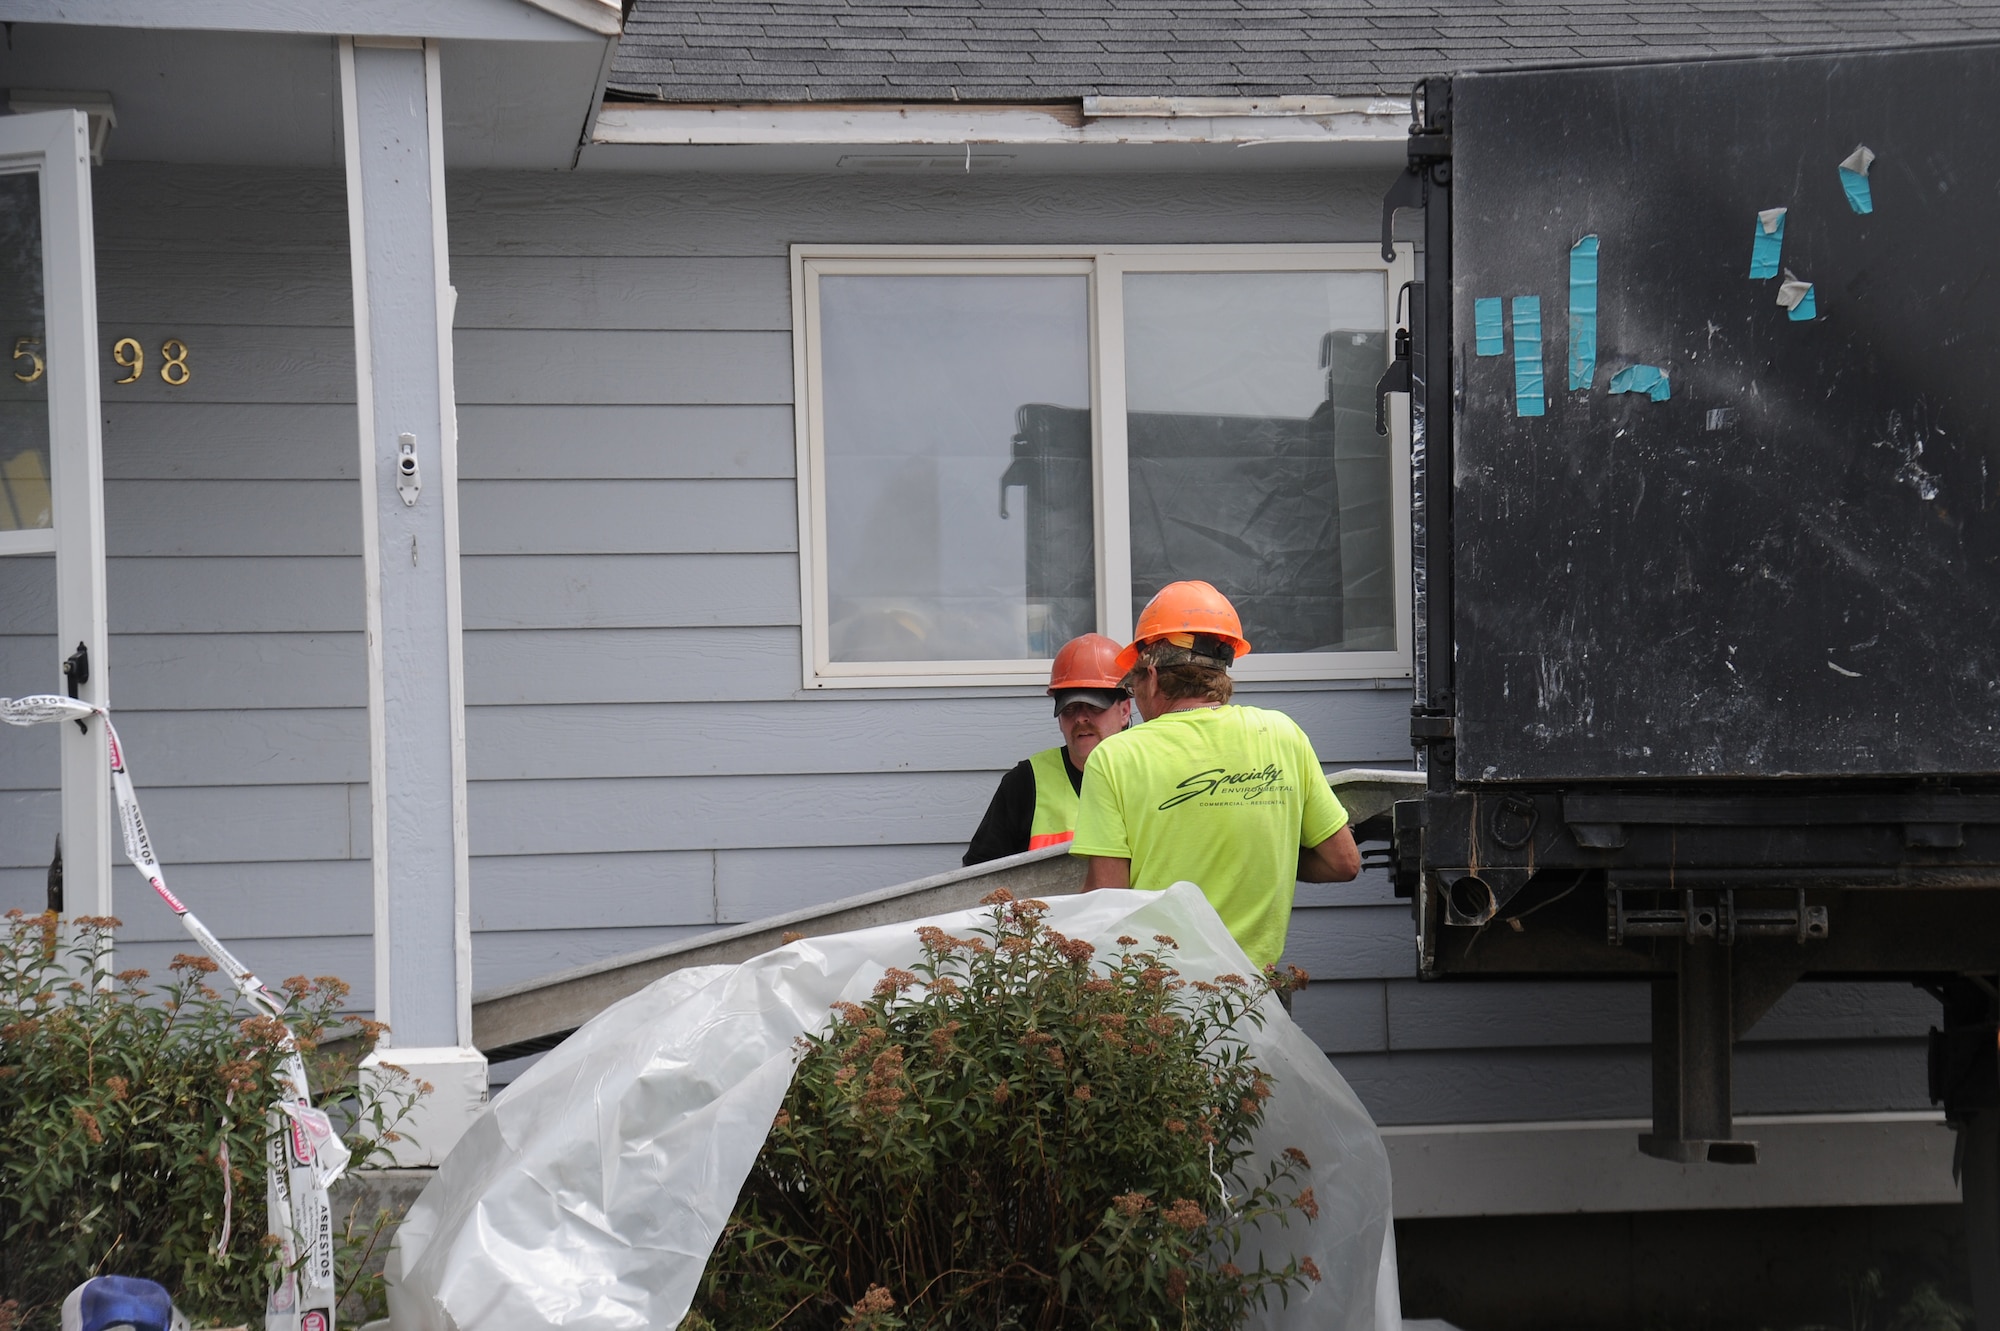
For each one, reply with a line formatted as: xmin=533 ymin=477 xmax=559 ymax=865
xmin=390 ymin=884 xmax=1399 ymax=1331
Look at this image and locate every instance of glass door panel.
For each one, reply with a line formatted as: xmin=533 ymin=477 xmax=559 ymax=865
xmin=0 ymin=169 xmax=53 ymax=548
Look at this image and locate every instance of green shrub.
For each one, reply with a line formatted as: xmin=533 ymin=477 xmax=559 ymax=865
xmin=0 ymin=911 xmax=411 ymax=1331
xmin=687 ymin=889 xmax=1320 ymax=1331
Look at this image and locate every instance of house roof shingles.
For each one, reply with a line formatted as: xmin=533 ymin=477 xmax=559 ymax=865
xmin=608 ymin=1 xmax=2000 ymax=103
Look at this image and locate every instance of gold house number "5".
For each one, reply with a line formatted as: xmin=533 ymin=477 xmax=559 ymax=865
xmin=112 ymin=337 xmax=192 ymax=386
xmin=6 ymin=335 xmax=192 ymax=386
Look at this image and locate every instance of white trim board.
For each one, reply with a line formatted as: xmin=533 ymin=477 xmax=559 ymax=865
xmin=1384 ymin=1112 xmax=1959 ymax=1218
xmin=595 ymin=101 xmax=1411 ymax=149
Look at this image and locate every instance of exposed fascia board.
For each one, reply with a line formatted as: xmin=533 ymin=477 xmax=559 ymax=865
xmin=517 ymin=0 xmax=620 ymax=37
xmin=0 ymin=0 xmax=600 ymax=41
xmin=593 ymin=101 xmax=1410 ymax=149
xmin=1383 ymin=1113 xmax=1957 ymax=1218
xmin=1084 ymin=94 xmax=1410 ymax=119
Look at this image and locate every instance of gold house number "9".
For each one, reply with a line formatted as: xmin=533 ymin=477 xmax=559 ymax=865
xmin=8 ymin=335 xmax=192 ymax=386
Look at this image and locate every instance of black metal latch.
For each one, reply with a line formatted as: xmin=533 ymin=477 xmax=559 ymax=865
xmin=1378 ymin=78 xmax=1452 ymax=262
xmin=61 ymin=641 xmax=89 ymax=733
xmin=1410 ymin=711 xmax=1455 ymax=743
xmin=1373 ymin=322 xmax=1412 ymax=437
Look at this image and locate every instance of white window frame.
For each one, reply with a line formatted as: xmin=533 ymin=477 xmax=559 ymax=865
xmin=792 ymin=242 xmax=1415 ymax=689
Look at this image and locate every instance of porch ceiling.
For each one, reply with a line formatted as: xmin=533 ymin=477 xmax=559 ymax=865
xmin=0 ymin=20 xmax=610 ymax=169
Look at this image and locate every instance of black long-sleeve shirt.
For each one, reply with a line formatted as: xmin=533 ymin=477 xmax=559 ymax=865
xmin=962 ymin=747 xmax=1085 ymax=866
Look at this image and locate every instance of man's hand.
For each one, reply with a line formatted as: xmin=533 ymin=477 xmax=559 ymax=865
xmin=1298 ymin=827 xmax=1361 ymax=883
xmin=1081 ymin=856 xmax=1131 ymax=891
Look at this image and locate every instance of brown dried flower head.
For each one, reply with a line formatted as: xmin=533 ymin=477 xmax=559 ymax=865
xmin=873 ymin=967 xmax=919 ymax=998
xmin=850 ymin=1285 xmax=897 ymax=1316
xmin=71 ymin=1106 xmax=103 ymax=1144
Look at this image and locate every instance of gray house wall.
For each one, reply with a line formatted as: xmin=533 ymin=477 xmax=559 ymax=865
xmin=0 ymin=160 xmax=1936 ymax=1126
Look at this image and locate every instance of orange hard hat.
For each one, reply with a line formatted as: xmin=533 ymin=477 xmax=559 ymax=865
xmin=1048 ymin=633 xmax=1127 ymax=693
xmin=1114 ymin=581 xmax=1252 ymax=673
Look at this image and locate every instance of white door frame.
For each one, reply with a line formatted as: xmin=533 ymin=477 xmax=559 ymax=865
xmin=0 ymin=110 xmax=111 ymax=918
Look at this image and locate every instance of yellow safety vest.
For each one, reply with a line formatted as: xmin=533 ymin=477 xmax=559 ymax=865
xmin=1026 ymin=746 xmax=1081 ymax=850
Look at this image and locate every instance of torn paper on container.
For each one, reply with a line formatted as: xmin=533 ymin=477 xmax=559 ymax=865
xmin=1777 ymin=272 xmax=1818 ymax=321
xmin=1840 ymin=144 xmax=1876 ymax=214
xmin=1749 ymin=207 xmax=1787 ymax=278
xmin=389 ymin=883 xmax=1400 ymax=1331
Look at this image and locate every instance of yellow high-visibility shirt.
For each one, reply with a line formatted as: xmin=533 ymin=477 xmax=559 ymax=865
xmin=1070 ymin=705 xmax=1348 ymax=970
xmin=1026 ymin=746 xmax=1080 ymax=850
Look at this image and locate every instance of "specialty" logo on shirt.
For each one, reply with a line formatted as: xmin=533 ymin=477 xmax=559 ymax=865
xmin=1159 ymin=764 xmax=1290 ymax=810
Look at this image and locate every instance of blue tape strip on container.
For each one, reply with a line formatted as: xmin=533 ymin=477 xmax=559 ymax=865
xmin=1608 ymin=364 xmax=1671 ymax=402
xmin=1474 ymin=297 xmax=1505 ymax=356
xmin=1789 ymin=285 xmax=1817 ymax=321
xmin=1749 ymin=209 xmax=1786 ymax=279
xmin=1511 ymin=296 xmax=1545 ymax=417
xmin=1568 ymin=235 xmax=1599 ymax=390
xmin=1840 ymin=168 xmax=1874 ymax=214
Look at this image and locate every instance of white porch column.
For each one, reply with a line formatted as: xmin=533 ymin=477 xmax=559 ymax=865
xmin=339 ymin=36 xmax=485 ymax=1164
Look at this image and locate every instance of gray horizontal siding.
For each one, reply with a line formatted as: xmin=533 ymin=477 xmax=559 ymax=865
xmin=1 ymin=558 xmax=362 ymax=633
xmin=460 ymin=553 xmax=799 ymax=629
xmin=459 ymin=479 xmax=796 ymax=554
xmin=460 ymin=405 xmax=794 ymax=479
xmin=104 ymin=404 xmax=357 ymax=480
xmin=454 ymin=330 xmax=791 ymax=406
xmin=470 ymin=771 xmax=1003 ymax=856
xmin=0 ymin=634 xmax=362 ymax=710
xmin=1 ymin=784 xmax=364 ymax=867
xmin=462 ymin=628 xmax=802 ymax=704
xmin=0 ymin=708 xmax=364 ymax=789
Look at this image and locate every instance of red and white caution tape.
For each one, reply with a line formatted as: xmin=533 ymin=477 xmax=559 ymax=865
xmin=2 ymin=695 xmax=348 ymax=1331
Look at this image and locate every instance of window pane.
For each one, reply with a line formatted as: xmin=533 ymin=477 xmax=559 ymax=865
xmin=1125 ymin=271 xmax=1391 ymax=654
xmin=820 ymin=273 xmax=1094 ymax=663
xmin=0 ymin=170 xmax=51 ymax=533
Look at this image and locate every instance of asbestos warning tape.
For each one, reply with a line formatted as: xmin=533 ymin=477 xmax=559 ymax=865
xmin=1 ymin=694 xmax=349 ymax=1331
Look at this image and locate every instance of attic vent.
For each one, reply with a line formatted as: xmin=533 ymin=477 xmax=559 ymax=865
xmin=836 ymin=153 xmax=1014 ymax=172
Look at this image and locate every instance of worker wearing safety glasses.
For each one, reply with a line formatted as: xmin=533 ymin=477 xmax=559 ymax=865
xmin=962 ymin=634 xmax=1132 ymax=867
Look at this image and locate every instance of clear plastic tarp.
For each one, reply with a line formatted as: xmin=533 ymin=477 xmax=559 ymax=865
xmin=390 ymin=884 xmax=1399 ymax=1331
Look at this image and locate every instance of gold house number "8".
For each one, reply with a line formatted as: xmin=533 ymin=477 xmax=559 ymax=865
xmin=6 ymin=335 xmax=192 ymax=386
